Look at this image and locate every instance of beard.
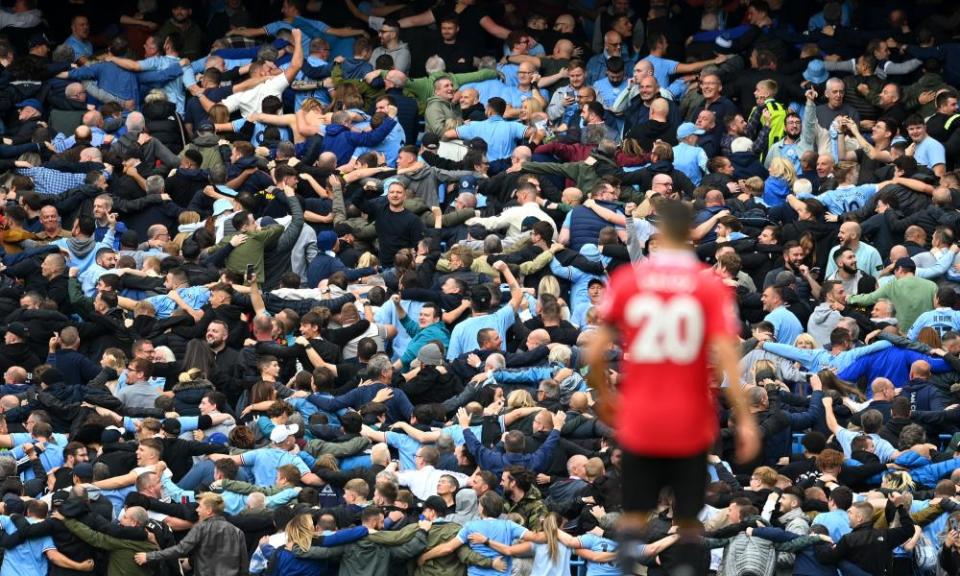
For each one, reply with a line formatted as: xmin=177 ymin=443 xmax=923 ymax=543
xmin=841 ymin=264 xmax=858 ymax=275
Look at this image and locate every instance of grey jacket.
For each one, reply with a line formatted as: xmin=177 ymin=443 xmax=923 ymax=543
xmin=263 ymin=192 xmax=305 ymax=290
xmin=146 ymin=515 xmax=248 ymax=576
xmin=398 ymin=166 xmax=478 ymax=208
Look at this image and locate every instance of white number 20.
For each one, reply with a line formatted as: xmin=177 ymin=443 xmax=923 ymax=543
xmin=625 ymin=294 xmax=704 ymax=364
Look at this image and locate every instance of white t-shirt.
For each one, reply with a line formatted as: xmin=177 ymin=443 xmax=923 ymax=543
xmin=222 ymin=74 xmax=290 ymax=117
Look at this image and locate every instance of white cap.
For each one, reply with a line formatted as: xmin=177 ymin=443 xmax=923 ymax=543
xmin=270 ymin=423 xmax=299 ymax=444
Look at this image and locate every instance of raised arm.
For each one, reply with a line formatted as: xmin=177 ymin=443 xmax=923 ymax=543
xmin=284 ymin=29 xmax=304 ymax=84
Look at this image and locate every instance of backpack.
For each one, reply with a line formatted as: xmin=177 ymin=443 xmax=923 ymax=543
xmin=721 ymin=533 xmax=777 ymax=576
xmin=145 ymin=518 xmax=182 ymax=576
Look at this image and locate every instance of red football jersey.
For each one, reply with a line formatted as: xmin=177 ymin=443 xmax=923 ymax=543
xmin=599 ymin=249 xmax=739 ymax=457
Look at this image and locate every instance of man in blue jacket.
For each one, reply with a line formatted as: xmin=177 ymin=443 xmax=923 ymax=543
xmin=458 ymin=407 xmax=564 ymax=476
xmin=322 ymin=108 xmax=398 ymax=165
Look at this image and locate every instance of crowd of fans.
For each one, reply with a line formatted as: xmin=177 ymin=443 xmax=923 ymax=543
xmin=5 ymin=0 xmax=960 ymax=575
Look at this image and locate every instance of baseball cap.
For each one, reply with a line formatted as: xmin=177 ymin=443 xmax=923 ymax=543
xmin=73 ymin=462 xmax=94 ymax=481
xmin=421 ymin=132 xmax=440 ymax=151
xmin=28 ymin=33 xmax=51 ymax=49
xmin=677 ymin=122 xmax=705 ymax=140
xmin=206 ymin=432 xmax=228 ymax=445
xmin=458 ymin=175 xmax=478 ymax=194
xmin=197 ymin=122 xmax=215 ymax=133
xmin=895 ymin=257 xmax=917 ymax=271
xmin=520 ymin=216 xmax=541 ymax=232
xmin=317 ymin=230 xmax=338 ymax=252
xmin=16 ymin=98 xmax=43 ymax=113
xmin=270 ymin=423 xmax=299 ymax=444
xmin=5 ymin=322 xmax=29 ymax=340
xmin=212 ymin=199 xmax=233 ymax=217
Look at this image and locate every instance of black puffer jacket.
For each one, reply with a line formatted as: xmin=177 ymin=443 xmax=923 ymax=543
xmin=143 ymin=99 xmax=185 ymax=153
xmin=399 ymin=365 xmax=463 ymax=405
xmin=172 ymin=377 xmax=215 ymax=416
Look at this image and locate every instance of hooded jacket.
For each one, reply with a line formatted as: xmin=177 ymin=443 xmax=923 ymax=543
xmin=397 ymin=165 xmax=477 ymax=208
xmin=142 ymin=100 xmax=184 ymax=153
xmin=182 ymin=133 xmax=226 ymax=172
xmin=322 ymin=118 xmax=398 ymax=166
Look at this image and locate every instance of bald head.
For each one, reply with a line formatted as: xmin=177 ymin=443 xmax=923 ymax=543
xmin=569 ymin=391 xmax=589 ymax=412
xmin=527 ymin=329 xmax=551 ymax=349
xmin=82 ymin=110 xmax=103 ymax=128
xmin=650 ymin=97 xmax=669 ymax=119
xmin=513 ymin=146 xmax=532 ymax=163
xmin=910 ymin=360 xmax=931 ymax=380
xmin=553 ymin=39 xmax=574 ymax=59
xmin=74 ymin=125 xmax=92 ymax=142
xmin=705 ymin=189 xmax=725 ymax=206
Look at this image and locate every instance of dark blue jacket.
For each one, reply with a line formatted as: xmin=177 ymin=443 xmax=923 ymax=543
xmin=385 ymin=88 xmax=420 ymax=146
xmin=751 ymin=527 xmax=872 ymax=576
xmin=322 ymin=118 xmax=397 ymax=165
xmin=901 ymin=379 xmax=949 ymax=412
xmin=462 ymin=428 xmax=560 ymax=476
xmin=46 ymin=349 xmax=100 ymax=386
xmin=567 ymin=201 xmax=623 ymax=251
xmin=308 ymin=383 xmax=413 ymax=424
xmin=305 ymin=253 xmax=376 ymax=288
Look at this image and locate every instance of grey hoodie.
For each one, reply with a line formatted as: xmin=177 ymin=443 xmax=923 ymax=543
xmin=807 ymin=302 xmax=842 ymax=348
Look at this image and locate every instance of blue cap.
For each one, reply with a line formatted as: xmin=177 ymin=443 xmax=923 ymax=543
xmin=206 ymin=432 xmax=228 ymax=445
xmin=803 ymin=60 xmax=828 ymax=85
xmin=677 ymin=122 xmax=705 ymax=140
xmin=16 ymin=98 xmax=43 ymax=113
xmin=458 ymin=175 xmax=478 ymax=194
xmin=212 ymin=199 xmax=233 ymax=217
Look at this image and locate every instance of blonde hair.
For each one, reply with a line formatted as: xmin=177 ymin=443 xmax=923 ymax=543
xmin=300 ymin=98 xmax=323 ymax=113
xmin=542 ymin=512 xmax=563 ymax=563
xmin=523 ymin=98 xmax=544 ymax=115
xmin=538 ymin=275 xmax=560 ymax=298
xmin=198 ymin=493 xmax=225 ymax=515
xmin=584 ymin=457 xmax=605 ymax=481
xmin=144 ymin=89 xmax=167 ymax=104
xmin=285 ymin=513 xmax=315 ymax=551
xmin=743 ymin=176 xmax=764 ymax=196
xmin=882 ymin=470 xmax=915 ymax=492
xmin=340 ymin=302 xmax=360 ymax=325
xmin=506 ymin=389 xmax=536 ymax=409
xmin=768 ymin=156 xmax=797 ymax=185
xmin=793 ymin=333 xmax=817 ymax=349
xmin=178 ymin=211 xmax=201 ymax=225
xmin=357 ymin=252 xmax=379 ymax=268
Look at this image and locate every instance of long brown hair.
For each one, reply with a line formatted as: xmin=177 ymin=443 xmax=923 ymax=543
xmin=818 ymin=369 xmax=865 ymax=401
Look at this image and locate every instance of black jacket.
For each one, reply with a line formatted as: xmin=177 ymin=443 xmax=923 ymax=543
xmin=815 ymin=503 xmax=914 ymax=574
